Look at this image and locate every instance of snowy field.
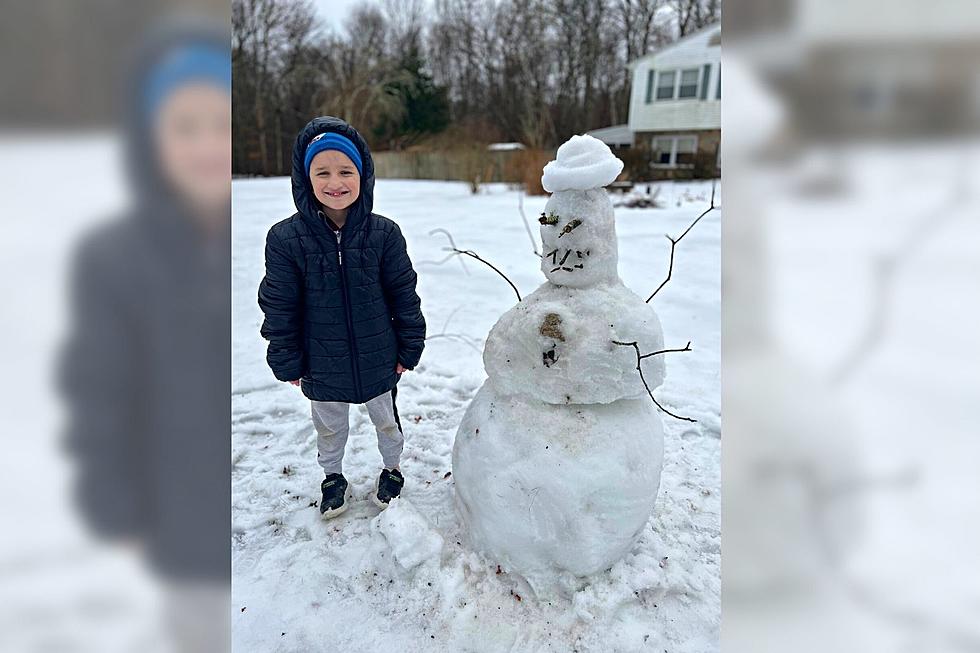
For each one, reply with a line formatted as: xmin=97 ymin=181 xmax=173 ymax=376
xmin=232 ymin=178 xmax=721 ymax=652
xmin=0 ymin=135 xmax=168 ymax=652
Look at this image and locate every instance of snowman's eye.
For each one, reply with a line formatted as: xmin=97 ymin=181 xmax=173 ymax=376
xmin=538 ymin=212 xmax=559 ymax=225
xmin=557 ymin=219 xmax=582 ymax=238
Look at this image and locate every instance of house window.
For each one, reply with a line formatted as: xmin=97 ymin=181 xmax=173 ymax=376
xmin=716 ymin=64 xmax=721 ymax=99
xmin=653 ymin=138 xmax=674 ymax=165
xmin=652 ymin=135 xmax=699 ymax=168
xmin=653 ymin=68 xmax=702 ymax=101
xmin=675 ymin=136 xmax=698 ymax=166
xmin=678 ymin=68 xmax=699 ymax=98
xmin=655 ymin=71 xmax=676 ymax=100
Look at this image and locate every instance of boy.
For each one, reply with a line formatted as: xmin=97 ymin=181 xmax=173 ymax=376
xmin=258 ymin=116 xmax=425 ymax=518
xmin=61 ymin=23 xmax=232 ymax=651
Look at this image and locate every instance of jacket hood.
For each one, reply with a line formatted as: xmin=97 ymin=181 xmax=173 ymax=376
xmin=121 ymin=18 xmax=231 ymax=213
xmin=292 ymin=116 xmax=375 ymax=229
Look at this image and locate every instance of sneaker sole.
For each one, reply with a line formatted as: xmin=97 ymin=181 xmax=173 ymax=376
xmin=320 ymin=486 xmax=353 ymax=520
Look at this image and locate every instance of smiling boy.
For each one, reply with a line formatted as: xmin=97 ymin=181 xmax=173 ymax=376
xmin=258 ymin=117 xmax=425 ymax=518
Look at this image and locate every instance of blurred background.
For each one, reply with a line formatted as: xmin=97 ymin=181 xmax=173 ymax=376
xmin=2 ymin=1 xmax=724 ymax=651
xmin=4 ymin=0 xmax=979 ymax=650
xmin=723 ymin=1 xmax=980 ymax=651
xmin=0 ymin=2 xmax=230 ymax=652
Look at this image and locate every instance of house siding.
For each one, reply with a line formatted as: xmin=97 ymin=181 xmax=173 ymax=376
xmin=628 ymin=27 xmax=721 ymax=133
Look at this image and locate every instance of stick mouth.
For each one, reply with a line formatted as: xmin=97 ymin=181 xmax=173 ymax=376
xmin=544 ymin=247 xmax=590 ymax=273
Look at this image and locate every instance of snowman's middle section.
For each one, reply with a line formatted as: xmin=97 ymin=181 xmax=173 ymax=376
xmin=484 ymin=280 xmax=666 ymax=405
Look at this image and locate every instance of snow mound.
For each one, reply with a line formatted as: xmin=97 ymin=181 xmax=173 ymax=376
xmin=484 ymin=281 xmax=665 ymax=404
xmin=372 ymin=497 xmax=443 ymax=571
xmin=541 ymin=134 xmax=624 ymax=192
xmin=452 ymin=381 xmax=664 ymax=594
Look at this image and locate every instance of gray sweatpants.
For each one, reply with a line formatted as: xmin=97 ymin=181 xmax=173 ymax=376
xmin=312 ymin=389 xmax=403 ymax=475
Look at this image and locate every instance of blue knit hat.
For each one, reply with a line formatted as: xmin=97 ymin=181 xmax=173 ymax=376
xmin=304 ymin=132 xmax=363 ymax=176
xmin=143 ymin=44 xmax=231 ymax=118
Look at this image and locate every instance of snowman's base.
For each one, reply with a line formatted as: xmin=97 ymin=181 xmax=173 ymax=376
xmin=451 ymin=379 xmax=664 ymax=594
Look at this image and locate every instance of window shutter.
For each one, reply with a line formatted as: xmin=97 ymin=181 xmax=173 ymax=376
xmin=700 ymin=64 xmax=712 ymax=99
xmin=646 ymin=69 xmax=655 ymax=104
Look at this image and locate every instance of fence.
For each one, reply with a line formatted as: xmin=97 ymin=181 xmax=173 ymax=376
xmin=372 ymin=148 xmax=556 ymax=191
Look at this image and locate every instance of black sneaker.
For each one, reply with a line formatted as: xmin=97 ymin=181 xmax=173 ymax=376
xmin=320 ymin=473 xmax=351 ymax=519
xmin=371 ymin=468 xmax=404 ymax=508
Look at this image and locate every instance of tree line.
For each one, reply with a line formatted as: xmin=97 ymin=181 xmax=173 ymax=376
xmin=233 ymin=0 xmax=720 ymax=176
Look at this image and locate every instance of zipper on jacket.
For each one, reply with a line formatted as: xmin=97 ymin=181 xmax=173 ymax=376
xmin=334 ymin=226 xmax=363 ymax=399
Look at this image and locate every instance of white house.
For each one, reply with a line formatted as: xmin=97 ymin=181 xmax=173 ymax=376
xmin=733 ymin=0 xmax=979 ymax=142
xmin=620 ymin=24 xmax=721 ymax=178
xmin=584 ymin=124 xmax=635 ymax=148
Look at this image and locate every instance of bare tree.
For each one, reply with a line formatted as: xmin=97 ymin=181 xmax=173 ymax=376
xmin=618 ymin=0 xmax=671 ymax=63
xmin=384 ymin=0 xmax=427 ymax=59
xmin=672 ymin=0 xmax=720 ymax=36
xmin=233 ymin=0 xmax=317 ymax=174
xmin=233 ymin=0 xmax=715 ymax=173
xmin=428 ymin=0 xmax=497 ymax=127
xmin=233 ymin=0 xmax=289 ymax=174
xmin=316 ymin=7 xmax=411 ymax=134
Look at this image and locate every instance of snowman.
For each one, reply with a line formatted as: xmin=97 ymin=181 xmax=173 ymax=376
xmin=452 ymin=135 xmax=668 ymax=593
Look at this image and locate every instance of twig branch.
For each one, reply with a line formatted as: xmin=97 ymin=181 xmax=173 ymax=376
xmin=426 ymin=229 xmax=522 ymax=302
xmin=425 ymin=333 xmax=483 ymax=355
xmin=450 ymin=249 xmax=522 ymax=302
xmin=612 ymin=340 xmax=696 ymax=422
xmin=419 ymin=228 xmax=469 ymax=274
xmin=646 ymin=180 xmax=719 ymax=303
xmin=639 ymin=341 xmax=692 ymax=359
xmin=517 ymin=188 xmax=541 ymax=257
xmin=758 ymin=460 xmax=980 ymax=650
xmin=424 ymin=305 xmax=484 ymax=354
xmin=829 ymin=162 xmax=964 ymax=383
xmin=440 ymin=305 xmax=465 ymax=335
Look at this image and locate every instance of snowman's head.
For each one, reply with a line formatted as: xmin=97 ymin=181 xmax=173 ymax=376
xmin=539 ymin=135 xmax=624 ymax=288
xmin=539 ymin=189 xmax=618 ymax=287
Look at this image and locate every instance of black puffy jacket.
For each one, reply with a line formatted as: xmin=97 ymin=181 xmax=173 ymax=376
xmin=258 ymin=117 xmax=425 ymax=404
xmin=59 ymin=21 xmax=230 ymax=581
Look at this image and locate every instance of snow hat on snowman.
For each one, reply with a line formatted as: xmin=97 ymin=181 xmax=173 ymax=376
xmin=541 ymin=134 xmax=623 ymax=192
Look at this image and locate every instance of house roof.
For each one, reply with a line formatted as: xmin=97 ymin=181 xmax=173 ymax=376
xmin=487 ymin=142 xmax=526 ymax=151
xmin=586 ymin=124 xmax=635 ymax=146
xmin=627 ymin=22 xmax=721 ymax=69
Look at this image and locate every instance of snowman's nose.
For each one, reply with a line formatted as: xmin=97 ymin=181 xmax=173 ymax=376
xmin=557 ymin=219 xmax=583 ymax=238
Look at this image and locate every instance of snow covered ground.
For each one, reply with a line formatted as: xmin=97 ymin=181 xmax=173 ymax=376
xmin=0 ymin=134 xmax=165 ymax=652
xmin=232 ymin=178 xmax=721 ymax=652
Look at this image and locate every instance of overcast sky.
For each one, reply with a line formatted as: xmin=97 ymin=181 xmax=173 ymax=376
xmin=312 ymin=0 xmax=437 ymax=34
xmin=311 ymin=0 xmax=363 ymax=31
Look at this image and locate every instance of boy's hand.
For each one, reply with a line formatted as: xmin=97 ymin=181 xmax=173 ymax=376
xmin=288 ymin=379 xmax=301 ymax=386
xmin=396 ymin=364 xmax=407 ymax=374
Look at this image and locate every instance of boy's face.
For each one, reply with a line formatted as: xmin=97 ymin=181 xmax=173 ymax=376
xmin=153 ymin=83 xmax=232 ymax=218
xmin=309 ymin=150 xmax=360 ymax=212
